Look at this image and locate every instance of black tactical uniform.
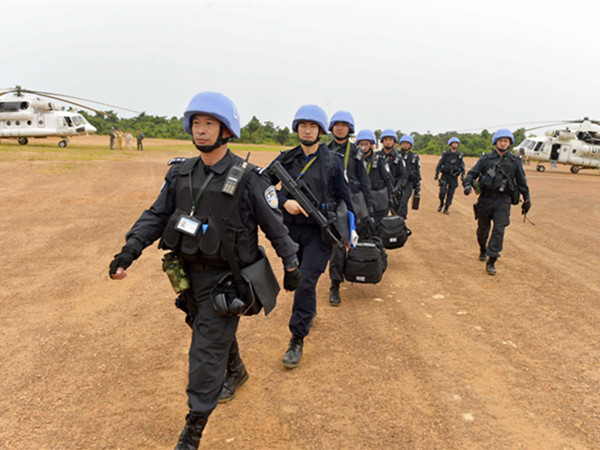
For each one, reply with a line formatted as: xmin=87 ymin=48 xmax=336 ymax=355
xmin=327 ymin=139 xmax=373 ymax=304
xmin=116 ymin=150 xmax=298 ymax=428
xmin=463 ymin=150 xmax=530 ymax=272
xmin=398 ymin=150 xmax=421 ymax=220
xmin=379 ymin=147 xmax=408 ymax=216
xmin=435 ymin=149 xmax=465 ymax=214
xmin=269 ymin=144 xmax=353 ymax=338
xmin=364 ymin=149 xmax=394 ymax=229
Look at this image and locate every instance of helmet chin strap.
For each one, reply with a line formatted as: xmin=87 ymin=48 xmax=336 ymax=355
xmin=383 ymin=144 xmax=394 ymax=151
xmin=300 ymin=136 xmax=321 ymax=147
xmin=333 ymin=133 xmax=349 ymax=142
xmin=194 ymin=123 xmax=230 ymax=153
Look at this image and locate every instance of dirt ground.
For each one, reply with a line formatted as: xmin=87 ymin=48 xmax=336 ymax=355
xmin=1 ymin=135 xmax=599 ymax=449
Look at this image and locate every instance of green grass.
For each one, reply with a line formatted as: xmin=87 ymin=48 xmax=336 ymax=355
xmin=0 ymin=139 xmax=282 ymax=171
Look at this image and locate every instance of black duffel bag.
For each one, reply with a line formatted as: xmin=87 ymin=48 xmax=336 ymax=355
xmin=378 ymin=215 xmax=412 ymax=249
xmin=344 ymin=236 xmax=387 ymax=284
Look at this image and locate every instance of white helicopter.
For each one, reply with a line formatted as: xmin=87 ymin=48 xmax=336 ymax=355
xmin=513 ymin=117 xmax=600 ymax=174
xmin=0 ymin=86 xmax=138 ymax=148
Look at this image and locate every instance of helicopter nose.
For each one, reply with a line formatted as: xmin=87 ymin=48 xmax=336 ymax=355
xmin=86 ymin=124 xmax=97 ymax=134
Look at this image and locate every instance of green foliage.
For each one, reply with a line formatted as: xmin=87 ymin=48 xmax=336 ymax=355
xmin=81 ymin=110 xmax=526 ymax=154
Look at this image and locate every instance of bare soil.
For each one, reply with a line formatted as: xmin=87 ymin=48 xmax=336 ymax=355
xmin=1 ymin=135 xmax=599 ymax=449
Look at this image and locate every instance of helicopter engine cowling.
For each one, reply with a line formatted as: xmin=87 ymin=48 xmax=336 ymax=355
xmin=26 ymin=99 xmax=54 ymax=111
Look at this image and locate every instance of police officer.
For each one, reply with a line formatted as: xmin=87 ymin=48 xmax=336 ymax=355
xmin=268 ymin=105 xmax=353 ymax=368
xmin=109 ymin=92 xmax=300 ymax=449
xmin=327 ymin=111 xmax=374 ymax=307
xmin=379 ymin=129 xmax=408 ymax=216
xmin=357 ymin=129 xmax=394 ymax=229
xmin=435 ymin=137 xmax=465 ymax=214
xmin=463 ymin=128 xmax=531 ymax=275
xmin=397 ymin=134 xmax=421 ymax=220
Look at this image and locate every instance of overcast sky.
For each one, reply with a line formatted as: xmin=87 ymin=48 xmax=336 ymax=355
xmin=5 ymin=0 xmax=599 ymax=134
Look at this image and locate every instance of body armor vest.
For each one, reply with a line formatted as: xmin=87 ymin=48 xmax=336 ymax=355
xmin=440 ymin=151 xmax=463 ymax=176
xmin=479 ymin=154 xmax=518 ymax=195
xmin=159 ymin=156 xmax=259 ymax=266
xmin=280 ymin=145 xmax=336 ymax=226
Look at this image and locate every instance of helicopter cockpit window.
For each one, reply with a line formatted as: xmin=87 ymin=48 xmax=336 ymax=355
xmin=77 ymin=115 xmax=88 ymax=124
xmin=521 ymin=139 xmax=531 ymax=148
xmin=534 ymin=142 xmax=544 ymax=152
xmin=72 ymin=116 xmax=81 ymax=126
xmin=527 ymin=141 xmax=536 ymax=150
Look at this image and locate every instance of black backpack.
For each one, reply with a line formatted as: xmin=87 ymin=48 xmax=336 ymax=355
xmin=344 ymin=234 xmax=387 ymax=284
xmin=378 ymin=216 xmax=412 ymax=249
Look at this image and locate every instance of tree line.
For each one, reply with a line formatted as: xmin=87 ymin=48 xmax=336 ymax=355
xmin=80 ymin=111 xmax=525 ymax=156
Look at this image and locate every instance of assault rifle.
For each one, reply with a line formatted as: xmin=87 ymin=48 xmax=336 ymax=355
xmin=269 ymin=160 xmax=342 ymax=247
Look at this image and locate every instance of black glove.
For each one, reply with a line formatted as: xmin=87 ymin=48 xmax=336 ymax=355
xmin=464 ymin=185 xmax=472 ymax=196
xmin=109 ymin=246 xmax=138 ymax=276
xmin=283 ymin=268 xmax=301 ymax=291
xmin=434 ymin=174 xmax=438 ymax=181
xmin=522 ymin=199 xmax=531 ymax=214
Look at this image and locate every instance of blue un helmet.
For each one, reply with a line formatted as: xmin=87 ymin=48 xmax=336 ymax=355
xmin=448 ymin=137 xmax=460 ymax=146
xmin=356 ymin=129 xmax=376 ymax=145
xmin=400 ymin=134 xmax=414 ymax=146
xmin=380 ymin=129 xmax=398 ymax=143
xmin=492 ymin=128 xmax=514 ymax=145
xmin=328 ymin=110 xmax=355 ymax=134
xmin=183 ymin=91 xmax=241 ymax=138
xmin=292 ymin=105 xmax=328 ymax=134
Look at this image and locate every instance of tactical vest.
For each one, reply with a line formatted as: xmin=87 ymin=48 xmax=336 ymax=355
xmin=280 ymin=145 xmax=336 ymax=226
xmin=366 ymin=153 xmax=386 ymax=190
xmin=329 ymin=141 xmax=364 ymax=193
xmin=479 ymin=153 xmax=518 ymax=196
xmin=403 ymin=151 xmax=419 ymax=180
xmin=159 ymin=156 xmax=259 ymax=266
xmin=440 ymin=151 xmax=463 ymax=176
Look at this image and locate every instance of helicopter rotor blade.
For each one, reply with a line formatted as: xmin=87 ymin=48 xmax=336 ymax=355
xmin=456 ymin=120 xmax=570 ymax=133
xmin=19 ymin=89 xmax=140 ymax=115
xmin=20 ymin=91 xmax=116 ymax=118
xmin=23 ymin=89 xmax=142 ymax=115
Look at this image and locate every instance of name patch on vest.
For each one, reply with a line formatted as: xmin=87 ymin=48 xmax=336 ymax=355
xmin=264 ymin=185 xmax=279 ymax=209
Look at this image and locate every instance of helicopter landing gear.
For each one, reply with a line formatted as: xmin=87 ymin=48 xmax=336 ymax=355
xmin=18 ymin=137 xmax=29 ymax=145
xmin=536 ymin=164 xmax=545 ymax=172
xmin=570 ymin=166 xmax=580 ymax=174
xmin=58 ymin=139 xmax=68 ymax=148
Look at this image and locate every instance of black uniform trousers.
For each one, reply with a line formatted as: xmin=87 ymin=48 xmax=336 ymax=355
xmin=476 ymin=194 xmax=511 ymax=258
xmin=397 ymin=187 xmax=414 ymax=220
xmin=438 ymin=174 xmax=459 ymax=207
xmin=287 ymin=223 xmax=332 ymax=338
xmin=187 ymin=267 xmax=240 ymax=419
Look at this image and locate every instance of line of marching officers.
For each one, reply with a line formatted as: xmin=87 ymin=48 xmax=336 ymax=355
xmin=108 ymin=92 xmax=530 ymax=449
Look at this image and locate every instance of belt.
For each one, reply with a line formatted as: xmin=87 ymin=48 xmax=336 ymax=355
xmin=481 ymin=191 xmax=509 ymax=199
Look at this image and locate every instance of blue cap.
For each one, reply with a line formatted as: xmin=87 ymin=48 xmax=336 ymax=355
xmin=292 ymin=104 xmax=328 ymax=134
xmin=183 ymin=92 xmax=241 ymax=138
xmin=328 ymin=110 xmax=355 ymax=134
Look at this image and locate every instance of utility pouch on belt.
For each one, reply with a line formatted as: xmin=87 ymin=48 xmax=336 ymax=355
xmin=473 ymin=202 xmax=479 ymax=220
xmin=162 ymin=252 xmax=190 ymax=294
xmin=412 ymin=192 xmax=420 ymax=210
xmin=210 ymin=247 xmax=280 ymax=317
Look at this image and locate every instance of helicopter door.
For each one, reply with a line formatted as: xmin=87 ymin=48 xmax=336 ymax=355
xmin=550 ymin=144 xmax=560 ymax=161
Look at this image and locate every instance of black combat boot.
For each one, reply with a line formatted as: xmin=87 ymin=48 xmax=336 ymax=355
xmin=486 ymin=257 xmax=497 ymax=276
xmin=329 ymin=281 xmax=341 ymax=306
xmin=479 ymin=248 xmax=487 ymax=261
xmin=175 ymin=414 xmax=207 ymax=450
xmin=282 ymin=335 xmax=304 ymax=369
xmin=443 ymin=206 xmax=450 ymax=215
xmin=218 ymin=355 xmax=249 ymax=404
xmin=437 ymin=201 xmax=443 ymax=212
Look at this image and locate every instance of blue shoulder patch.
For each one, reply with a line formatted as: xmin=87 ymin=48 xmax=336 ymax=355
xmin=168 ymin=157 xmax=187 ymax=165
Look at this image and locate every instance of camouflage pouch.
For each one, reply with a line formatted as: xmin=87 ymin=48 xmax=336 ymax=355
xmin=162 ymin=252 xmax=190 ymax=294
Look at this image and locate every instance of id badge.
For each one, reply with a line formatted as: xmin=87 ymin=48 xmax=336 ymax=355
xmin=175 ymin=215 xmax=201 ymax=237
